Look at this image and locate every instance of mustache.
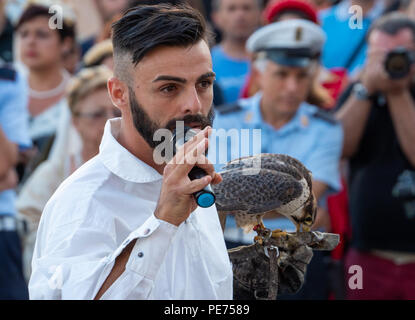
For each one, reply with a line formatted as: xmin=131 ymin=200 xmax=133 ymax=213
xmin=164 ymin=109 xmax=215 ymax=131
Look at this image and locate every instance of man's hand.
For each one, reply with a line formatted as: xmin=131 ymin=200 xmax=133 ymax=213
xmin=361 ymin=48 xmax=415 ymax=96
xmin=154 ymin=126 xmax=222 ymax=226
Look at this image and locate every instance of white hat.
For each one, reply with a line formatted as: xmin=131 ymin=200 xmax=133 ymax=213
xmin=246 ymin=19 xmax=326 ymax=67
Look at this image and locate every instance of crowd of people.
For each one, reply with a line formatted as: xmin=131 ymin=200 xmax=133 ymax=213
xmin=0 ymin=0 xmax=414 ymax=300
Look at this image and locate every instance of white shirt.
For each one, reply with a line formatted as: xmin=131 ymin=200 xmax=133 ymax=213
xmin=29 ymin=118 xmax=233 ymax=300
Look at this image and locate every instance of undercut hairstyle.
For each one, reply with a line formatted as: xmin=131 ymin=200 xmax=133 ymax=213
xmin=368 ymin=12 xmax=415 ymax=43
xmin=112 ymin=4 xmax=211 ymax=82
xmin=16 ymin=4 xmax=75 ymax=41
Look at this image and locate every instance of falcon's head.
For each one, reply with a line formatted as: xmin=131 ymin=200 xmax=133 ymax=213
xmin=291 ymin=190 xmax=317 ymax=232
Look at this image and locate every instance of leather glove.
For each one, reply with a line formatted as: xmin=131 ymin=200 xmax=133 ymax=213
xmin=228 ymin=231 xmax=339 ymax=300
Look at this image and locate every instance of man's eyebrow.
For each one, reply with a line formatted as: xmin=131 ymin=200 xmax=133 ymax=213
xmin=198 ymin=72 xmax=216 ymax=81
xmin=152 ymin=72 xmax=216 ymax=83
xmin=152 ymin=75 xmax=187 ymax=83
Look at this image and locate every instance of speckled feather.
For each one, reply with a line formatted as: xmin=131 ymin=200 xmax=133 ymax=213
xmin=212 ymin=154 xmax=314 ymax=232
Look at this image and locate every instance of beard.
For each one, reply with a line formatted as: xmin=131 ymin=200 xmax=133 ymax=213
xmin=128 ymin=87 xmax=215 ymax=149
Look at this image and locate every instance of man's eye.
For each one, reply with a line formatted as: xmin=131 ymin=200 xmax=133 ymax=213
xmin=198 ymin=80 xmax=212 ymax=89
xmin=161 ymin=85 xmax=177 ymax=93
xmin=19 ymin=30 xmax=29 ymax=38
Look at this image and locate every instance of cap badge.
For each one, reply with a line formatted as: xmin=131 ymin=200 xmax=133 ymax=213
xmin=244 ymin=111 xmax=254 ymax=123
xmin=301 ymin=115 xmax=309 ymax=128
xmin=295 ymin=27 xmax=303 ymax=42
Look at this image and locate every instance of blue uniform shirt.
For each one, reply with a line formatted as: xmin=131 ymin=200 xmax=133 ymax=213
xmin=211 ymin=45 xmax=250 ymax=104
xmin=0 ymin=68 xmax=31 ymax=216
xmin=211 ymin=93 xmax=343 ymax=243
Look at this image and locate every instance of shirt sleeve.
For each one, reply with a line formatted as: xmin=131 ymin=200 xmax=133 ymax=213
xmin=0 ymin=72 xmax=31 ymax=149
xmin=306 ymin=122 xmax=344 ymax=193
xmin=98 ymin=216 xmax=178 ymax=300
xmin=29 ymin=198 xmax=178 ymax=300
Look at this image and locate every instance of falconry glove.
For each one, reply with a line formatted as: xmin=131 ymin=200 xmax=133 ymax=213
xmin=228 ymin=231 xmax=339 ymax=300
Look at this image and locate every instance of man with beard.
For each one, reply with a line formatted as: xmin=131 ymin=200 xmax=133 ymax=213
xmin=29 ymin=4 xmax=232 ymax=299
xmin=210 ymin=0 xmax=262 ymax=103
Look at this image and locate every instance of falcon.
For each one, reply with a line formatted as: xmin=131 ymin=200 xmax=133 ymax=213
xmin=212 ymin=153 xmax=317 ymax=242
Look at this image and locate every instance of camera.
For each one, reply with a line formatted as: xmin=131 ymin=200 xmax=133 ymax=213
xmin=384 ymin=47 xmax=415 ymax=79
xmin=392 ymin=170 xmax=415 ymax=219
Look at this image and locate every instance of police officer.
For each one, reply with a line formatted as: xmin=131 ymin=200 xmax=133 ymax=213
xmin=212 ymin=19 xmax=343 ymax=298
xmin=0 ymin=63 xmax=31 ymax=299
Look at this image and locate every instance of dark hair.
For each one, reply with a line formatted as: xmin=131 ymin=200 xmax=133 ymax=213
xmin=15 ymin=4 xmax=75 ymax=41
xmin=112 ymin=4 xmax=210 ymax=66
xmin=368 ymin=12 xmax=415 ymax=43
xmin=127 ymin=0 xmax=186 ymax=8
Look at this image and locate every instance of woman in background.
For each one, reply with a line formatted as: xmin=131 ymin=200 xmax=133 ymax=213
xmin=16 ymin=3 xmax=76 ymax=152
xmin=17 ymin=65 xmax=119 ymax=281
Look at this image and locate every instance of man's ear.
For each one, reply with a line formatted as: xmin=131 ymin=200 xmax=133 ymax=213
xmin=61 ymin=37 xmax=74 ymax=57
xmin=252 ymin=58 xmax=266 ymax=90
xmin=107 ymin=77 xmax=129 ymax=113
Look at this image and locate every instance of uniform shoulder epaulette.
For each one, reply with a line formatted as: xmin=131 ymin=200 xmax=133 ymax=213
xmin=0 ymin=65 xmax=17 ymax=82
xmin=312 ymin=109 xmax=338 ymax=125
xmin=215 ymin=103 xmax=243 ymax=115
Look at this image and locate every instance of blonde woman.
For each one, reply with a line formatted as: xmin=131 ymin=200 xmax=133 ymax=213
xmin=17 ymin=66 xmax=119 ymax=281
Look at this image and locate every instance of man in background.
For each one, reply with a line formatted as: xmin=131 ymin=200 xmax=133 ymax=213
xmin=213 ymin=19 xmax=343 ymax=299
xmin=336 ymin=12 xmax=415 ymax=299
xmin=211 ymin=0 xmax=262 ymax=103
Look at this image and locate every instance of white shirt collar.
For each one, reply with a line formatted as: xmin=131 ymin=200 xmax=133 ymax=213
xmin=98 ymin=118 xmax=163 ymax=183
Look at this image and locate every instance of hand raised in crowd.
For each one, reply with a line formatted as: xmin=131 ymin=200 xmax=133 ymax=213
xmin=154 ymin=127 xmax=222 ymax=226
xmin=360 ymin=48 xmax=415 ymax=96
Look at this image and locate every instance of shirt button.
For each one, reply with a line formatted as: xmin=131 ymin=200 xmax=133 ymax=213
xmin=137 ymin=252 xmax=144 ymax=258
xmin=143 ymin=228 xmax=150 ymax=235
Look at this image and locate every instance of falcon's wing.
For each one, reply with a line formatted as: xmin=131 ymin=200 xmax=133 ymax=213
xmin=213 ymin=167 xmax=304 ymax=215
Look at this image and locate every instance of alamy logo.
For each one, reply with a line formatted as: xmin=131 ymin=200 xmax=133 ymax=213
xmin=348 ymin=265 xmax=363 ymax=290
xmin=48 ymin=5 xmax=63 ymax=30
xmin=152 ymin=122 xmax=262 ymax=174
xmin=349 ymin=5 xmax=363 ymax=30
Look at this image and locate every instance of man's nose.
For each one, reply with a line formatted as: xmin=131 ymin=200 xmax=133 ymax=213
xmin=182 ymin=87 xmax=202 ymax=115
xmin=285 ymin=76 xmax=299 ymax=93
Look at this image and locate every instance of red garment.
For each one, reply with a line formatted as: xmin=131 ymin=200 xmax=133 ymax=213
xmin=327 ymin=177 xmax=351 ymax=260
xmin=321 ymin=67 xmax=348 ymax=105
xmin=264 ymin=0 xmax=319 ymax=24
xmin=345 ymin=248 xmax=415 ymax=300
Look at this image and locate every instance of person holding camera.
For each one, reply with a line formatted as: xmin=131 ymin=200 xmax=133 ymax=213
xmin=336 ymin=12 xmax=415 ymax=300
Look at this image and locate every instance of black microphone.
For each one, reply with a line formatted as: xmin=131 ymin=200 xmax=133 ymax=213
xmin=171 ymin=126 xmax=216 ymax=208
